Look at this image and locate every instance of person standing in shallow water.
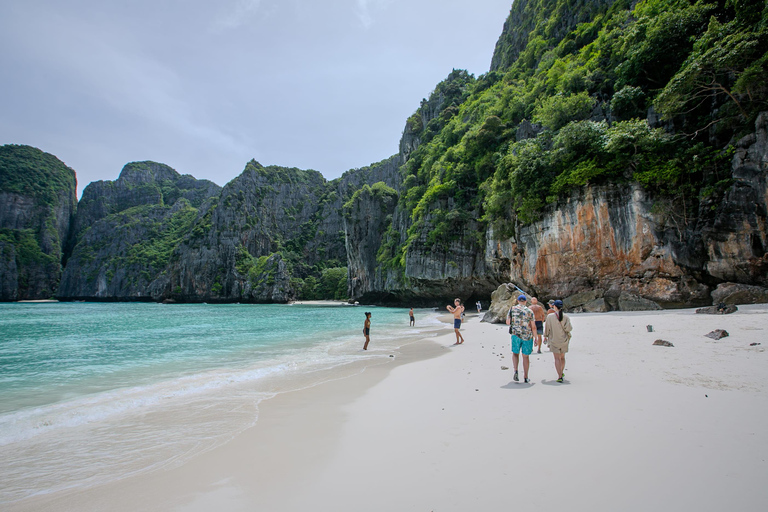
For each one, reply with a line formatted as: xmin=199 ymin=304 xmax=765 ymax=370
xmin=544 ymin=300 xmax=572 ymax=382
xmin=447 ymin=298 xmax=465 ymax=344
xmin=362 ymin=312 xmax=371 ymax=350
xmin=409 ymin=307 xmax=415 ymax=326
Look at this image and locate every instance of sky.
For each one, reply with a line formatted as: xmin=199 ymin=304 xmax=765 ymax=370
xmin=0 ymin=0 xmax=513 ymax=197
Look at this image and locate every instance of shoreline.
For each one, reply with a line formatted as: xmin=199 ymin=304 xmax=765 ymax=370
xmin=7 ymin=333 xmax=453 ymax=512
xmin=7 ymin=305 xmax=768 ymax=511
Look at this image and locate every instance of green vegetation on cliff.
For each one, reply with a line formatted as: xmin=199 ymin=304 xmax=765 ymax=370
xmin=0 ymin=145 xmax=76 ymax=206
xmin=0 ymin=145 xmax=77 ymax=300
xmin=384 ymin=0 xmax=767 ymax=267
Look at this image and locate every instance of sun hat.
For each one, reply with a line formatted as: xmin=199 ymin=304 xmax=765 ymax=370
xmin=517 ymin=294 xmax=527 ymax=301
xmin=553 ymin=299 xmax=564 ymax=308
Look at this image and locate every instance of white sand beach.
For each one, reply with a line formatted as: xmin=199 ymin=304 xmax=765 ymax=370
xmin=9 ymin=305 xmax=768 ymax=512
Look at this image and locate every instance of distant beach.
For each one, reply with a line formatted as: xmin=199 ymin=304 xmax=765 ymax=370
xmin=5 ymin=304 xmax=767 ymax=511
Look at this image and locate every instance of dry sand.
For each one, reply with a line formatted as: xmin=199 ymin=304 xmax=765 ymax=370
xmin=9 ymin=306 xmax=768 ymax=512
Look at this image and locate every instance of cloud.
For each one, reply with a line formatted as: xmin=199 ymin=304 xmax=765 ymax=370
xmin=212 ymin=0 xmax=263 ymax=32
xmin=355 ymin=0 xmax=391 ymax=29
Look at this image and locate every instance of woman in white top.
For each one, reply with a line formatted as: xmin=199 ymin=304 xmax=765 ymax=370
xmin=544 ymin=299 xmax=572 ymax=383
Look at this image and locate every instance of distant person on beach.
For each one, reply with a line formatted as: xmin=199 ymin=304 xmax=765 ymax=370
xmin=362 ymin=312 xmax=371 ymax=350
xmin=447 ymin=298 xmax=465 ymax=344
xmin=544 ymin=300 xmax=572 ymax=383
xmin=529 ymin=297 xmax=546 ymax=354
xmin=507 ymin=295 xmax=536 ymax=383
xmin=409 ymin=307 xmax=415 ymax=326
xmin=476 ymin=301 xmax=482 ymax=313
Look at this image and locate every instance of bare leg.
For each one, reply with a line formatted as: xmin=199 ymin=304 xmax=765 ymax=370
xmin=522 ymin=354 xmax=530 ymax=379
xmin=554 ymin=353 xmax=565 ymax=378
xmin=363 ymin=335 xmax=370 ymax=350
xmin=454 ymin=328 xmax=464 ymax=344
xmin=512 ymin=352 xmax=520 ymax=373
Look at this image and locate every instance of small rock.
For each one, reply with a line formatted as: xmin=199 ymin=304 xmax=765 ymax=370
xmin=696 ymin=305 xmax=738 ymax=315
xmin=705 ymin=329 xmax=729 ymax=340
xmin=389 ymin=354 xmax=394 ymax=357
xmin=501 ymin=366 xmax=509 ymax=370
xmin=750 ymin=342 xmax=761 ymax=346
xmin=653 ymin=339 xmax=674 ymax=347
xmin=475 ymin=389 xmax=479 ymax=391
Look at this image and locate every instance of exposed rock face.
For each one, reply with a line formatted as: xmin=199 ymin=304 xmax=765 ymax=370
xmin=345 ymin=183 xmax=398 ymax=301
xmin=489 ymin=0 xmax=616 ymax=72
xmin=72 ymin=161 xmax=219 ymax=243
xmin=711 ymin=282 xmax=768 ymax=305
xmin=58 ymin=162 xmax=221 ymax=300
xmin=0 ymin=145 xmax=77 ymax=300
xmin=152 ymin=159 xmax=401 ymax=303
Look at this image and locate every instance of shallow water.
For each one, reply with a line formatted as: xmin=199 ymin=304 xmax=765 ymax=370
xmin=0 ymin=302 xmax=442 ymax=503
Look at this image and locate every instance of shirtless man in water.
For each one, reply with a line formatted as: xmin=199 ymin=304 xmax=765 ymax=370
xmin=447 ymin=298 xmax=465 ymax=344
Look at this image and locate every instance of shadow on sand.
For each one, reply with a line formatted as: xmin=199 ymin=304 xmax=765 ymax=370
xmin=539 ymin=378 xmax=570 ymax=386
xmin=500 ymin=381 xmax=535 ymax=389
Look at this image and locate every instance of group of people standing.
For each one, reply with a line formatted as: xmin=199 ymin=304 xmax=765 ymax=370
xmin=362 ymin=294 xmax=573 ymax=383
xmin=506 ymin=295 xmax=572 ymax=383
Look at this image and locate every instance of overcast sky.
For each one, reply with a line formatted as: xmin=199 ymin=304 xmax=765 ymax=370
xmin=1 ymin=0 xmax=512 ymax=197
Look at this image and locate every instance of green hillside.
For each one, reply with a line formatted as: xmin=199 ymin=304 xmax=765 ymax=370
xmin=381 ymin=0 xmax=767 ymax=270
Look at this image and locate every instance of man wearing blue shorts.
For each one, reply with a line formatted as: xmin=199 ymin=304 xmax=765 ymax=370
xmin=506 ymin=295 xmax=537 ymax=383
xmin=447 ymin=298 xmax=465 ymax=345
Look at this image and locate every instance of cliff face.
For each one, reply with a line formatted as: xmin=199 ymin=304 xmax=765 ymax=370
xmin=58 ymin=162 xmax=221 ymax=300
xmin=489 ymin=0 xmax=617 ymax=72
xmin=496 ymin=113 xmax=768 ymax=308
xmin=347 ymin=110 xmax=768 ymax=309
xmin=0 ymin=145 xmax=77 ymax=300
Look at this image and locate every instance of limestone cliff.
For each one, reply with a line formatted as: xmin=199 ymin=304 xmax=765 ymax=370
xmin=0 ymin=145 xmax=77 ymax=300
xmin=58 ymin=162 xmax=221 ymax=300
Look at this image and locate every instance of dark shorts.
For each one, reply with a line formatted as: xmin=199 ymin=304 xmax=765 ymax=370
xmin=410 ymin=316 xmax=415 ymax=321
xmin=535 ymin=320 xmax=543 ymax=334
xmin=364 ymin=328 xmax=370 ymax=336
xmin=454 ymin=318 xmax=462 ymax=329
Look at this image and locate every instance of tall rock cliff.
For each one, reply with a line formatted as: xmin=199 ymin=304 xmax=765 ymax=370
xmin=0 ymin=145 xmax=77 ymax=300
xmin=489 ymin=0 xmax=617 ymax=72
xmin=58 ymin=162 xmax=221 ymax=300
xmin=345 ymin=0 xmax=768 ymax=309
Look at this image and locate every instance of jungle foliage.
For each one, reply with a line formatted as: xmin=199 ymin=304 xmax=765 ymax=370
xmin=384 ymin=0 xmax=766 ymax=265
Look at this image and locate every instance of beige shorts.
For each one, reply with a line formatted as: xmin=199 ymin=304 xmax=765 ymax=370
xmin=550 ymin=343 xmax=569 ymax=354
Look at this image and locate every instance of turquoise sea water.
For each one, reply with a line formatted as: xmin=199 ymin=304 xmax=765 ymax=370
xmin=0 ymin=302 xmax=442 ymax=503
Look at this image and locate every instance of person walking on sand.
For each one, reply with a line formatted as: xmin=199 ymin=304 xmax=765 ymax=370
xmin=362 ymin=312 xmax=372 ymax=350
xmin=529 ymin=297 xmax=546 ymax=354
xmin=544 ymin=300 xmax=572 ymax=383
xmin=447 ymin=298 xmax=465 ymax=345
xmin=476 ymin=301 xmax=482 ymax=313
xmin=409 ymin=307 xmax=415 ymax=326
xmin=507 ymin=295 xmax=536 ymax=383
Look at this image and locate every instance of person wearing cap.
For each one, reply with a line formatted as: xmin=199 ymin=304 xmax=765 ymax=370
xmin=543 ymin=299 xmax=556 ymax=346
xmin=544 ymin=300 xmax=573 ymax=382
xmin=506 ymin=294 xmax=537 ymax=383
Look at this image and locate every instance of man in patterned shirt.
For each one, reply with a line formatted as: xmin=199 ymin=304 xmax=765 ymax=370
xmin=506 ymin=294 xmax=537 ymax=383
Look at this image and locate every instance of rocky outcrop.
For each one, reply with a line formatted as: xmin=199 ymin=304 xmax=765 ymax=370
xmin=711 ymin=282 xmax=768 ymax=305
xmin=490 ymin=0 xmax=616 ymax=72
xmin=58 ymin=163 xmax=221 ymax=301
xmin=71 ymin=161 xmax=219 ymax=244
xmin=0 ymin=145 xmax=77 ymax=300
